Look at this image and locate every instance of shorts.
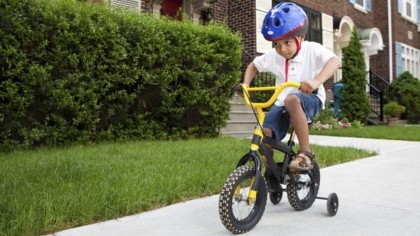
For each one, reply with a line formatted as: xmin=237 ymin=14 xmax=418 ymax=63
xmin=263 ymin=93 xmax=322 ymax=142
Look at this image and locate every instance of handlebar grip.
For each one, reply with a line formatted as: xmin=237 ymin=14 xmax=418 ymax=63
xmin=298 ymin=85 xmax=318 ymax=94
xmin=234 ymin=85 xmax=243 ymax=94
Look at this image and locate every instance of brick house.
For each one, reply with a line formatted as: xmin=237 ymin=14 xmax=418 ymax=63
xmin=112 ymin=0 xmax=419 ymax=87
xmin=107 ymin=0 xmax=418 ymax=132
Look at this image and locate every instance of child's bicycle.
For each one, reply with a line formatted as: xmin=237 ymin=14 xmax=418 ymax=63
xmin=218 ymin=82 xmax=339 ymax=234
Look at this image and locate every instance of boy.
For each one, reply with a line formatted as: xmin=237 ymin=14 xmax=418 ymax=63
xmin=241 ymin=2 xmax=341 ymax=171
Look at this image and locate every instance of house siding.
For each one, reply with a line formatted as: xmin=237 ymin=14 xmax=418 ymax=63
xmin=392 ymin=0 xmax=420 ymax=78
xmin=139 ymin=0 xmax=419 ymax=83
xmin=225 ymin=0 xmax=257 ymax=75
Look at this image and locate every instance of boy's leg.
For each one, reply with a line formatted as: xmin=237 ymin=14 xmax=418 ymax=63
xmin=284 ymin=95 xmax=310 ymax=152
xmin=263 ymin=105 xmax=290 ymax=142
xmin=262 ymin=105 xmax=290 ymax=156
xmin=284 ymin=93 xmax=322 ymax=170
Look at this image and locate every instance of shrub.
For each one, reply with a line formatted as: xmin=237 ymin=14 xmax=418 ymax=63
xmin=386 ymin=72 xmax=420 ymax=123
xmin=340 ymin=28 xmax=370 ymax=123
xmin=386 ymin=71 xmax=420 ymax=123
xmin=383 ymin=101 xmax=406 ymax=118
xmin=0 ymin=0 xmax=242 ymax=151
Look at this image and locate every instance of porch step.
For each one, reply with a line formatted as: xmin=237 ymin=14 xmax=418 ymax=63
xmin=220 ymin=96 xmax=257 ymax=138
xmin=220 ymin=120 xmax=257 ymax=133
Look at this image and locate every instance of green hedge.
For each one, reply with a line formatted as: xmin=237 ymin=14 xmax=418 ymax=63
xmin=386 ymin=72 xmax=420 ymax=123
xmin=0 ymin=0 xmax=242 ymax=151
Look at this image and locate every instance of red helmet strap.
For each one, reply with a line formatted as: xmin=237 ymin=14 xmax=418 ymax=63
xmin=285 ymin=37 xmax=302 ymax=82
xmin=291 ymin=36 xmax=301 ymax=59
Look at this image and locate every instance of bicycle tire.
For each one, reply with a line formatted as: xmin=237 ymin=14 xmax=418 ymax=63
xmin=287 ymin=161 xmax=320 ymax=211
xmin=269 ymin=191 xmax=283 ymax=205
xmin=219 ymin=165 xmax=267 ymax=234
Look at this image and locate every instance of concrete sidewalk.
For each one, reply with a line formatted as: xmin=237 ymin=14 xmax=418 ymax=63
xmin=51 ymin=136 xmax=420 ymax=236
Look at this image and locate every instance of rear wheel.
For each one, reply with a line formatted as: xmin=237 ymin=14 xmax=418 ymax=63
xmin=269 ymin=191 xmax=283 ymax=205
xmin=287 ymin=161 xmax=320 ymax=210
xmin=219 ymin=165 xmax=267 ymax=234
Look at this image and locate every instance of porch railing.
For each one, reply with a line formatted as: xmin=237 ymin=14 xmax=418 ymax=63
xmin=368 ymin=70 xmax=390 ymax=122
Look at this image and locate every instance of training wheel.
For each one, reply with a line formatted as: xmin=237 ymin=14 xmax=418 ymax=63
xmin=269 ymin=191 xmax=283 ymax=205
xmin=327 ymin=193 xmax=339 ymax=216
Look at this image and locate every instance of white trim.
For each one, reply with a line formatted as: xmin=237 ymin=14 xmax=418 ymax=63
xmin=400 ymin=43 xmax=420 ymax=79
xmin=110 ymin=0 xmax=141 ymax=11
xmin=401 ymin=14 xmax=419 ymax=24
xmin=388 ymin=0 xmax=393 ymax=82
xmin=353 ymin=3 xmax=368 ymax=14
xmin=400 ymin=0 xmax=418 ymax=23
xmin=256 ymin=9 xmax=272 ymax=53
xmin=333 ymin=16 xmax=355 ymax=82
xmin=256 ymin=0 xmax=271 ymax=12
xmin=335 ymin=16 xmax=354 ymax=48
xmin=359 ymin=28 xmax=385 ymax=55
xmin=322 ymin=13 xmax=334 ymax=52
xmin=256 ymin=0 xmax=272 ymax=54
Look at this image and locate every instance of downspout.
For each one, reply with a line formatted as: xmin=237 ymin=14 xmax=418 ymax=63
xmin=387 ymin=0 xmax=393 ymax=82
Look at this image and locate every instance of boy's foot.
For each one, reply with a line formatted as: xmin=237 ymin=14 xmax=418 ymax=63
xmin=289 ymin=150 xmax=315 ymax=172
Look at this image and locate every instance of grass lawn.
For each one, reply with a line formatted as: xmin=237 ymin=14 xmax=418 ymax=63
xmin=2 ymin=124 xmax=418 ymax=236
xmin=311 ymin=124 xmax=420 ymax=141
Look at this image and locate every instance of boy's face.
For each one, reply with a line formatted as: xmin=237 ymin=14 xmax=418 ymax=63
xmin=273 ymin=35 xmax=304 ymax=59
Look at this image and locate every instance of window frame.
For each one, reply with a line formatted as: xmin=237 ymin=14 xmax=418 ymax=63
xmin=349 ymin=0 xmax=371 ymax=13
xmin=355 ymin=0 xmax=365 ymax=8
xmin=398 ymin=42 xmax=420 ymax=79
xmin=400 ymin=0 xmax=418 ymax=23
xmin=303 ymin=7 xmax=322 ymax=44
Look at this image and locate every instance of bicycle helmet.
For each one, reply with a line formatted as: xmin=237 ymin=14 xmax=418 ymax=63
xmin=261 ymin=2 xmax=308 ymax=41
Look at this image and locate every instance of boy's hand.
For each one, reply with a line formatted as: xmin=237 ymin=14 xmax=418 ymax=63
xmin=233 ymin=84 xmax=248 ymax=96
xmin=300 ymin=80 xmax=318 ymax=94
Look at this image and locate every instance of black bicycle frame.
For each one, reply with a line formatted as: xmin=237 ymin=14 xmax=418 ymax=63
xmin=236 ymin=127 xmax=298 ymax=193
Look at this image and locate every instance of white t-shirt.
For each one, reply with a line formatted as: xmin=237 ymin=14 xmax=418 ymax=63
xmin=253 ymin=41 xmax=337 ymax=107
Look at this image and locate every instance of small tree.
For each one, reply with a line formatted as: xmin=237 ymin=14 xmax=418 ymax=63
xmin=340 ymin=28 xmax=370 ymax=123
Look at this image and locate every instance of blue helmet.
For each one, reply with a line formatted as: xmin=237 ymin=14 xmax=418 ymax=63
xmin=261 ymin=2 xmax=308 ymax=41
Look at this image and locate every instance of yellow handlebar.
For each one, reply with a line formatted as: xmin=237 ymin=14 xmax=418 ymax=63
xmin=241 ymin=81 xmax=301 ymax=109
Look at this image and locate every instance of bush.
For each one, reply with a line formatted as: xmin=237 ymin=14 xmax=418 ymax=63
xmin=383 ymin=101 xmax=406 ymax=118
xmin=340 ymin=28 xmax=370 ymax=123
xmin=0 ymin=0 xmax=242 ymax=151
xmin=386 ymin=72 xmax=420 ymax=123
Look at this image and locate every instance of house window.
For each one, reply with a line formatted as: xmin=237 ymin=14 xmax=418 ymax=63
xmin=305 ymin=9 xmax=322 ymax=44
xmin=399 ymin=0 xmax=418 ymax=22
xmin=355 ymin=0 xmax=364 ymax=6
xmin=350 ymin=0 xmax=371 ymax=12
xmin=405 ymin=0 xmax=414 ymax=18
xmin=397 ymin=42 xmax=420 ymax=79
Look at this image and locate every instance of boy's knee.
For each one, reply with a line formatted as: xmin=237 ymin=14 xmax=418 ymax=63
xmin=284 ymin=94 xmax=300 ymax=108
xmin=263 ymin=127 xmax=273 ymax=137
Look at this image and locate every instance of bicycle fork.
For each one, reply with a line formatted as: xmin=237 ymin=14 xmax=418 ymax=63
xmin=235 ymin=127 xmax=272 ymax=205
xmin=236 ymin=126 xmax=296 ymax=204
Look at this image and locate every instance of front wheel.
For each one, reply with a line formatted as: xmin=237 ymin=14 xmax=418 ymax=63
xmin=287 ymin=161 xmax=320 ymax=211
xmin=219 ymin=165 xmax=267 ymax=234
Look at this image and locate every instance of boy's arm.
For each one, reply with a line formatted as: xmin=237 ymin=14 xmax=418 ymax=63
xmin=301 ymin=56 xmax=341 ymax=94
xmin=242 ymin=62 xmax=258 ymax=86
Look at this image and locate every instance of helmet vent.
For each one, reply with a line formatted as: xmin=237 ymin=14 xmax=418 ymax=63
xmin=274 ymin=18 xmax=281 ymax=27
xmin=282 ymin=7 xmax=290 ymax=13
